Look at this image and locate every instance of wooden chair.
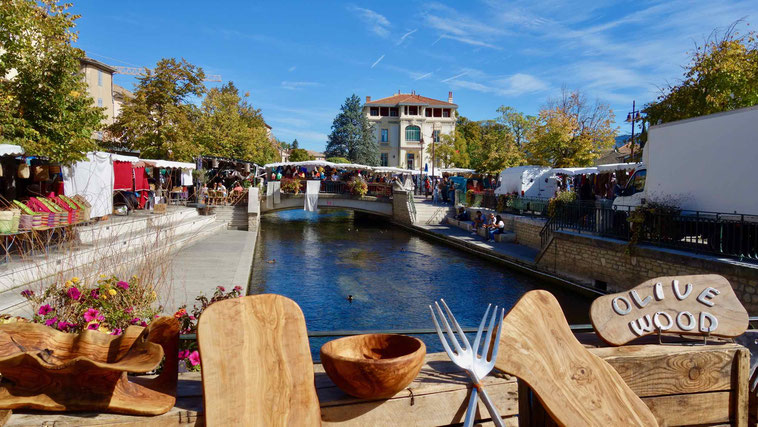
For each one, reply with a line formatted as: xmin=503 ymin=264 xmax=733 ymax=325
xmin=198 ymin=294 xmax=321 ymax=426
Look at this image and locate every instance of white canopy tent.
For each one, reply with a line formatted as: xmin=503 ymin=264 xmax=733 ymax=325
xmin=0 ymin=144 xmax=25 ymax=157
xmin=596 ymin=162 xmax=642 ymax=172
xmin=440 ymin=167 xmax=476 ymax=174
xmin=142 ymin=159 xmax=196 ymax=170
xmin=551 ymin=167 xmax=599 ymax=175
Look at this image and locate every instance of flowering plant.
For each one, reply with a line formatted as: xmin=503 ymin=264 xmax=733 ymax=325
xmin=280 ymin=178 xmax=301 ymax=194
xmin=174 ymin=285 xmax=244 ymax=371
xmin=347 ymin=178 xmax=368 ymax=197
xmin=20 ymin=275 xmax=159 ymax=335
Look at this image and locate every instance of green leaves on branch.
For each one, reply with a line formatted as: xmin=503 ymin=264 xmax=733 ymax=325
xmin=645 ymin=25 xmax=758 ymax=125
xmin=0 ymin=0 xmax=104 ymax=164
xmin=288 ymin=148 xmax=313 ymax=162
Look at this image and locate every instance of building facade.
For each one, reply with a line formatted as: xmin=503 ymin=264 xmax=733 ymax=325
xmin=79 ymin=57 xmax=117 ymax=132
xmin=363 ymin=91 xmax=457 ymax=171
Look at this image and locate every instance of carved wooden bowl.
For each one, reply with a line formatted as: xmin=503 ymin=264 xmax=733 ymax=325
xmin=320 ymin=334 xmax=426 ymax=399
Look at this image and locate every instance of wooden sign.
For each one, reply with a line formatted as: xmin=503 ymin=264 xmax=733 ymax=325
xmin=496 ymin=290 xmax=658 ymax=426
xmin=590 ymin=274 xmax=749 ymax=346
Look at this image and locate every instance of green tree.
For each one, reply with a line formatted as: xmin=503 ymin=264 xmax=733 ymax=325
xmin=194 ymin=82 xmax=275 ymax=164
xmin=0 ymin=0 xmax=105 ymax=164
xmin=646 ymin=25 xmax=758 ymax=124
xmin=289 ymin=148 xmax=313 ymax=162
xmin=109 ymin=58 xmax=205 ymax=161
xmin=326 ymin=156 xmax=349 ymax=163
xmin=526 ymin=88 xmax=616 ymax=167
xmin=325 ymin=94 xmax=378 ymax=165
xmin=496 ymin=106 xmax=534 ymax=148
xmin=292 ymin=139 xmax=299 ymax=149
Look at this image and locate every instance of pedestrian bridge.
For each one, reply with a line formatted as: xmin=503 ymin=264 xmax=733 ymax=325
xmin=259 ymin=193 xmax=393 ymax=217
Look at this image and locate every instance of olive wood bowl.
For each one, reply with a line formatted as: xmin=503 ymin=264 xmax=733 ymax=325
xmin=320 ymin=334 xmax=426 ymax=399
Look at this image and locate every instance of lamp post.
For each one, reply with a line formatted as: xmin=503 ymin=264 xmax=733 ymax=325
xmin=625 ymin=101 xmax=645 ymax=162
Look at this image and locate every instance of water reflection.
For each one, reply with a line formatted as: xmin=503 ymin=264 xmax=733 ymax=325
xmin=250 ymin=209 xmax=593 ymax=358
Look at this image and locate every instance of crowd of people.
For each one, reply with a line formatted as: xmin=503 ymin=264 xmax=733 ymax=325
xmin=455 ymin=207 xmax=506 ymax=242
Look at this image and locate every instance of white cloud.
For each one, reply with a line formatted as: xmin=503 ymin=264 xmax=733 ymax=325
xmin=421 ymin=3 xmax=508 ymax=50
xmin=288 ymin=66 xmax=296 ymax=72
xmin=349 ymin=6 xmax=391 ymax=38
xmin=447 ymin=70 xmax=549 ymax=96
xmin=441 ymin=71 xmax=468 ymax=83
xmin=397 ymin=29 xmax=417 ymax=45
xmin=437 ymin=34 xmax=500 ymax=50
xmin=280 ymin=81 xmax=322 ymax=90
xmin=370 ymin=54 xmax=385 ymax=68
xmin=413 ymin=72 xmax=433 ymax=81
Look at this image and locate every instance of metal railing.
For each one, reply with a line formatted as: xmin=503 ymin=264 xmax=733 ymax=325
xmin=462 ymin=191 xmax=551 ymax=218
xmin=550 ymin=202 xmax=758 ymax=261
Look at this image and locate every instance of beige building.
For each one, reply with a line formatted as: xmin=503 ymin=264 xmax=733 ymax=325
xmin=79 ymin=57 xmax=117 ymax=139
xmin=307 ymin=150 xmax=326 ymax=161
xmin=112 ymin=84 xmax=133 ymax=119
xmin=363 ymin=91 xmax=457 ymax=170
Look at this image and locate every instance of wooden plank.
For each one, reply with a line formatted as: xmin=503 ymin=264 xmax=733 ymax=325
xmin=733 ymin=348 xmax=749 ymax=427
xmin=589 ymin=344 xmax=739 ymax=397
xmin=495 ymin=290 xmax=657 ymax=426
xmin=641 ymin=391 xmax=731 ymax=426
xmin=321 ymin=380 xmax=518 ymax=426
xmin=590 ymin=275 xmax=749 ymax=345
xmin=197 ymin=295 xmax=320 ymax=427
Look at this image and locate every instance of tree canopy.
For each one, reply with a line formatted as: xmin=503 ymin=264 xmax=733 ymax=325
xmin=325 ymin=94 xmax=378 ymax=165
xmin=326 ymin=156 xmax=349 ymax=163
xmin=526 ymin=88 xmax=616 ymax=167
xmin=646 ymin=25 xmax=758 ymax=125
xmin=109 ymin=58 xmax=205 ymax=161
xmin=194 ymin=82 xmax=276 ymax=164
xmin=289 ymin=148 xmax=313 ymax=162
xmin=0 ymin=0 xmax=104 ymax=164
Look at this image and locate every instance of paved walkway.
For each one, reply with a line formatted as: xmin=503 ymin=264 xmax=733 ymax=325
xmin=416 ymin=222 xmax=539 ymax=264
xmin=164 ymin=228 xmax=257 ymax=311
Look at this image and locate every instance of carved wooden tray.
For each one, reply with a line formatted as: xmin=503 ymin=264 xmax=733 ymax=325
xmin=0 ymin=316 xmax=179 ymax=415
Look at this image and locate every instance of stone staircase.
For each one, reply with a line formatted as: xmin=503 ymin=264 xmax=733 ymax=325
xmin=211 ymin=205 xmax=249 ymax=230
xmin=0 ymin=207 xmax=226 ymax=315
xmin=413 ymin=197 xmax=456 ymax=225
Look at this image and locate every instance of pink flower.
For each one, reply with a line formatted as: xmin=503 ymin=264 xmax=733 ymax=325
xmin=178 ymin=350 xmax=190 ymax=360
xmin=38 ymin=304 xmax=53 ymax=316
xmin=20 ymin=289 xmax=34 ymax=298
xmin=116 ymin=281 xmax=129 ymax=290
xmin=130 ymin=317 xmax=141 ymax=325
xmin=125 ymin=306 xmax=134 ymax=313
xmin=83 ymin=308 xmax=100 ymax=323
xmin=87 ymin=323 xmax=100 ymax=330
xmin=44 ymin=316 xmax=58 ymax=327
xmin=90 ymin=289 xmax=99 ymax=299
xmin=67 ymin=287 xmax=81 ymax=300
xmin=57 ymin=321 xmax=71 ymax=331
xmin=140 ymin=321 xmax=147 ymax=327
xmin=189 ymin=315 xmax=196 ymax=320
xmin=217 ymin=286 xmax=225 ymax=292
xmin=233 ymin=285 xmax=242 ymax=291
xmin=188 ymin=351 xmax=200 ymax=366
xmin=110 ymin=328 xmax=123 ymax=335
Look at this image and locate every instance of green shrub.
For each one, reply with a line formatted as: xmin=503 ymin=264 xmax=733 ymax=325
xmin=547 ymin=191 xmax=577 ymax=217
xmin=280 ymin=178 xmax=301 ymax=194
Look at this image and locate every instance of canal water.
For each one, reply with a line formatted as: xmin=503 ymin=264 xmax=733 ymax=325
xmin=249 ymin=209 xmax=593 ymax=358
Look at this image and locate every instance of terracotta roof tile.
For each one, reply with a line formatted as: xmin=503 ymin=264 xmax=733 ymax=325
xmin=365 ymin=93 xmax=456 ymax=107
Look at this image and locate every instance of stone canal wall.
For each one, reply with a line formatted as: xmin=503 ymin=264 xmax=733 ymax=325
xmin=537 ymin=230 xmax=758 ymax=313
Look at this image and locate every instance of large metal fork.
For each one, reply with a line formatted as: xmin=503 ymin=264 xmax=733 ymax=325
xmin=430 ymin=299 xmax=505 ymax=427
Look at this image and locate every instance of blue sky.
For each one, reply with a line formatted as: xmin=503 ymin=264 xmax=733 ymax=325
xmin=71 ymin=1 xmax=757 ymax=152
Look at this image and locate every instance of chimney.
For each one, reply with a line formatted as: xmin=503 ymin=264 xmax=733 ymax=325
xmin=366 ymin=96 xmax=371 ymax=103
xmin=448 ymin=91 xmax=453 ymax=103
xmin=398 ymin=89 xmax=401 ymax=95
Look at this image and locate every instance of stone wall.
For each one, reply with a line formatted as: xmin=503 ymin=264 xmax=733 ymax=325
xmin=392 ymin=190 xmax=414 ymax=224
xmin=538 ymin=231 xmax=758 ymax=314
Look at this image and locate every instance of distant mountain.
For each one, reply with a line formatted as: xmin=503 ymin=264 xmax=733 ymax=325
xmin=615 ymin=134 xmax=630 ymax=148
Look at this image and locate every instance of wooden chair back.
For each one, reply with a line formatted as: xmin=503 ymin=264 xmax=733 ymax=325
xmin=198 ymin=294 xmax=321 ymax=426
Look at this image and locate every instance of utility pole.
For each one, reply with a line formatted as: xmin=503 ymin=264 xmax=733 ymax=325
xmin=626 ymin=101 xmax=642 ymax=162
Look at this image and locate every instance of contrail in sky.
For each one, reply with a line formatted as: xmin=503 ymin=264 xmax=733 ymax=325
xmin=371 ymin=54 xmax=386 ymax=68
xmin=441 ymin=71 xmax=467 ymax=82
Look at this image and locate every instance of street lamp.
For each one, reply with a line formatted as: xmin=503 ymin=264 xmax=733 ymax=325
xmin=625 ymin=101 xmax=645 ymax=162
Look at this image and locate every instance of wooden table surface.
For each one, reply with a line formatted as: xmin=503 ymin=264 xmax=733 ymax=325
xmin=3 ymin=341 xmax=748 ymax=427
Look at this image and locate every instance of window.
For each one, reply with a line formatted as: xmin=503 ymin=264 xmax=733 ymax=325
xmin=433 ymin=130 xmax=440 ymax=143
xmin=97 ymin=98 xmax=103 ymax=107
xmin=443 ymin=109 xmax=451 ymax=117
xmin=405 ymin=125 xmax=420 ymax=142
xmin=98 ymin=70 xmax=102 ymax=87
xmin=389 ymin=107 xmax=398 ymax=117
xmin=380 ymin=153 xmax=388 ymax=166
xmin=434 ymin=108 xmax=442 ymax=117
xmin=381 ymin=129 xmax=388 ymax=143
xmin=370 ymin=107 xmax=379 ymax=116
xmin=406 ymin=153 xmax=415 ymax=170
xmin=408 ymin=106 xmax=418 ymax=115
xmin=380 ymin=107 xmax=389 ymax=116
xmin=629 ymin=169 xmax=647 ymax=194
xmin=425 ymin=108 xmax=432 ymax=117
